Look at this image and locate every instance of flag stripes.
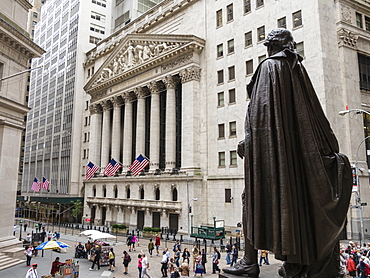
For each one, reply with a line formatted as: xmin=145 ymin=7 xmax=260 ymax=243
xmin=31 ymin=177 xmax=41 ymax=192
xmin=86 ymin=161 xmax=99 ymax=180
xmin=129 ymin=154 xmax=150 ymax=176
xmin=103 ymin=158 xmax=121 ymax=176
xmin=42 ymin=177 xmax=50 ymax=190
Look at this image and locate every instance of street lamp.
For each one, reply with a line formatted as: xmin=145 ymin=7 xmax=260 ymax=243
xmin=339 ymin=108 xmax=370 ymax=244
xmin=188 ymin=198 xmax=198 ymax=236
xmin=19 ymin=220 xmax=23 ymax=241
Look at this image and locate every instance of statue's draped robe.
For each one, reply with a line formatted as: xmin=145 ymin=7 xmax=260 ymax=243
xmin=243 ymin=49 xmax=352 ymax=266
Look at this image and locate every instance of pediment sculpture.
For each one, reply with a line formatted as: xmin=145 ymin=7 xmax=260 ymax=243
xmin=93 ymin=40 xmax=182 ymax=86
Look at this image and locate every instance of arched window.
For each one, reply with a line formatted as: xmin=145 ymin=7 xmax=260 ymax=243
xmin=126 ymin=188 xmax=130 ymax=199
xmin=93 ymin=186 xmax=96 ymax=197
xmin=114 ymin=187 xmax=118 ymax=198
xmin=103 ymin=186 xmax=107 ymax=197
xmin=140 ymin=188 xmax=145 ymax=200
xmin=155 ymin=188 xmax=160 ymax=200
xmin=172 ymin=188 xmax=178 ymax=201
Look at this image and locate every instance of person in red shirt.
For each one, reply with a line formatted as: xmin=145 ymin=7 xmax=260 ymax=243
xmin=50 ymin=257 xmax=65 ymax=277
xmin=347 ymin=255 xmax=357 ymax=278
xmin=155 ymin=235 xmax=161 ymax=256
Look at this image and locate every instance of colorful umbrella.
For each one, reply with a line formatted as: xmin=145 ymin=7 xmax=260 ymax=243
xmin=35 ymin=240 xmax=70 ymax=250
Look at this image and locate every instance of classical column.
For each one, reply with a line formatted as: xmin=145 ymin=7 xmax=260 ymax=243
xmin=101 ymin=100 xmax=112 ymax=170
xmin=179 ymin=66 xmax=201 ymax=172
xmin=116 ymin=206 xmax=124 ymax=224
xmin=89 ymin=103 xmax=103 ymax=166
xmin=134 ymin=87 xmax=147 ymax=157
xmin=161 ymin=209 xmax=169 ymax=229
xmin=122 ymin=92 xmax=134 ymax=168
xmin=111 ymin=96 xmax=123 ymax=161
xmin=95 ymin=206 xmax=102 ymax=226
xmin=147 ymin=81 xmax=160 ymax=171
xmin=145 ymin=208 xmax=152 ymax=228
xmin=163 ymin=75 xmax=178 ymax=170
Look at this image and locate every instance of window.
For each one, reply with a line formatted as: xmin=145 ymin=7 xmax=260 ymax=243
xmin=33 ymin=12 xmax=38 ymax=18
xmin=217 ymin=70 xmax=224 ymax=84
xmin=225 ymin=189 xmax=232 ymax=203
xmin=257 ymin=26 xmax=265 ymax=42
xmin=227 ymin=4 xmax=233 ymax=22
xmin=358 ymin=53 xmax=370 ymax=91
xmin=228 ymin=66 xmax=235 ymax=81
xmin=89 ymin=36 xmax=101 ymax=44
xmin=216 ymin=9 xmax=223 ymax=27
xmin=258 ymin=55 xmax=266 ymax=64
xmin=246 ymin=60 xmax=253 ymax=75
xmin=32 ymin=21 xmax=37 ymax=26
xmin=219 ymin=152 xmax=226 ymax=166
xmin=114 ymin=187 xmax=118 ymax=198
xmin=93 ymin=186 xmax=96 ymax=197
xmin=245 ymin=31 xmax=252 ymax=47
xmin=218 ymin=92 xmax=225 ymax=106
xmin=296 ymin=42 xmax=304 ymax=57
xmin=356 ymin=12 xmax=363 ymax=29
xmin=228 ymin=39 xmax=234 ymax=54
xmin=229 ymin=89 xmax=236 ymax=104
xmin=92 ymin=0 xmax=106 ymax=7
xmin=244 ymin=0 xmax=251 ymax=13
xmin=218 ymin=124 xmax=225 ymax=139
xmin=217 ymin=44 xmax=224 ymax=58
xmin=103 ymin=187 xmax=107 ymax=197
xmin=230 ymin=151 xmax=237 ymax=165
xmin=278 ymin=17 xmax=286 ymax=28
xmin=140 ymin=188 xmax=144 ymax=199
xmin=155 ymin=188 xmax=160 ymax=200
xmin=172 ymin=188 xmax=178 ymax=201
xmin=229 ymin=121 xmax=236 ymax=136
xmin=256 ymin=0 xmax=264 ymax=8
xmin=126 ymin=188 xmax=130 ymax=199
xmin=365 ymin=16 xmax=370 ymax=31
xmin=293 ymin=10 xmax=302 ymax=28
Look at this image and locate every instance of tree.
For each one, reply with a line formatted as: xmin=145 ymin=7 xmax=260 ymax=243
xmin=70 ymin=200 xmax=83 ymax=222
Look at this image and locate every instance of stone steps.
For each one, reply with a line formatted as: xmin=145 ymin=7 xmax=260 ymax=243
xmin=0 ymin=253 xmax=25 ymax=271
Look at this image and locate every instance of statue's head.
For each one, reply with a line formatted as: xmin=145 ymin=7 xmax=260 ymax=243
xmin=264 ymin=28 xmax=296 ymax=56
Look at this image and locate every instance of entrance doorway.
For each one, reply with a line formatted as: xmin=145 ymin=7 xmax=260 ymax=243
xmin=152 ymin=212 xmax=161 ymax=228
xmin=137 ymin=210 xmax=144 ymax=230
xmin=169 ymin=213 xmax=179 ymax=231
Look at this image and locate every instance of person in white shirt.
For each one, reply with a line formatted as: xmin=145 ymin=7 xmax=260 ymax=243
xmin=141 ymin=253 xmax=152 ymax=278
xmin=161 ymin=251 xmax=168 ymax=277
xmin=25 ymin=263 xmax=38 ymax=278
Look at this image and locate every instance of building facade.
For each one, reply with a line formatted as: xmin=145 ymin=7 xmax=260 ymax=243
xmin=0 ymin=0 xmax=43 ymax=250
xmin=82 ymin=0 xmax=370 ymax=239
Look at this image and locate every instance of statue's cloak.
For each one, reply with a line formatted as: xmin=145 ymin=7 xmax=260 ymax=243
xmin=243 ymin=49 xmax=352 ymax=265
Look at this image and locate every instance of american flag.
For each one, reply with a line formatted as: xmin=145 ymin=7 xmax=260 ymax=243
xmin=31 ymin=177 xmax=41 ymax=192
xmin=86 ymin=161 xmax=99 ymax=180
xmin=42 ymin=176 xmax=50 ymax=190
xmin=129 ymin=154 xmax=150 ymax=176
xmin=103 ymin=158 xmax=121 ymax=176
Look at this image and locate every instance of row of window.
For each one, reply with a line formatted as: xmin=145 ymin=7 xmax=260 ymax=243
xmin=217 ymin=89 xmax=236 ymax=107
xmin=92 ymin=0 xmax=106 ymax=7
xmin=219 ymin=150 xmax=237 ymax=166
xmin=218 ymin=121 xmax=237 ymax=138
xmin=216 ymin=2 xmax=302 ymax=30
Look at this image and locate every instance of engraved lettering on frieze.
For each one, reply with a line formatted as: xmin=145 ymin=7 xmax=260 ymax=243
xmin=341 ymin=5 xmax=351 ymax=23
xmin=161 ymin=53 xmax=193 ymax=71
xmin=91 ymin=91 xmax=108 ymax=102
xmin=179 ymin=66 xmax=201 ymax=83
xmin=338 ymin=28 xmax=358 ymax=48
xmin=93 ymin=40 xmax=183 ymax=86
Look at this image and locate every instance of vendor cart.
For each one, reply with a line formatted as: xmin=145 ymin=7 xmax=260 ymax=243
xmin=89 ymin=243 xmax=111 ymax=266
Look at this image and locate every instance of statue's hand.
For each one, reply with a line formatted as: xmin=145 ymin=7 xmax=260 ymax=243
xmin=237 ymin=140 xmax=245 ymax=159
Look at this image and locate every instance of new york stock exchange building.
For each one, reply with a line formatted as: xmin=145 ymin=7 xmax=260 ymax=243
xmin=80 ymin=0 xmax=364 ymax=237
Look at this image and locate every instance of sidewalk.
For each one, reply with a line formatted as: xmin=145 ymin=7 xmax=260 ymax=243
xmin=1 ymin=226 xmax=283 ymax=278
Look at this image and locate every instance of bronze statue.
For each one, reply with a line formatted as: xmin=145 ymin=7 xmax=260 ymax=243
xmin=223 ymin=29 xmax=352 ymax=278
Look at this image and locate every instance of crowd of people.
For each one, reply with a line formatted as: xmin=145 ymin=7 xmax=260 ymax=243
xmin=342 ymin=241 xmax=370 ymax=278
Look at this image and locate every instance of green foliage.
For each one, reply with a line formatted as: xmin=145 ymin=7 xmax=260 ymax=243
xmin=70 ymin=200 xmax=83 ymax=220
xmin=143 ymin=227 xmax=152 ymax=232
xmin=152 ymin=228 xmax=161 ymax=233
xmin=112 ymin=224 xmax=127 ymax=229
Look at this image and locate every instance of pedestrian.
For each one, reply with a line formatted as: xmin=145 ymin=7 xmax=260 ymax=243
xmin=26 ymin=233 xmax=32 ymax=243
xmin=230 ymin=245 xmax=238 ymax=267
xmin=174 ymin=248 xmax=181 ymax=267
xmin=148 ymin=238 xmax=154 ymax=256
xmin=24 ymin=223 xmax=28 ymax=232
xmin=225 ymin=241 xmax=231 ymax=265
xmin=41 ymin=229 xmax=46 ymax=242
xmin=132 ymin=235 xmax=138 ymax=251
xmin=359 ymin=256 xmax=369 ymax=278
xmin=24 ymin=245 xmax=33 ymax=266
xmin=259 ymin=250 xmax=270 ymax=266
xmin=173 ymin=240 xmax=181 ymax=252
xmin=194 ymin=251 xmax=204 ymax=276
xmin=89 ymin=245 xmax=101 ymax=270
xmin=201 ymin=249 xmax=207 ymax=274
xmin=182 ymin=248 xmax=190 ymax=263
xmin=38 ymin=222 xmax=42 ymax=232
xmin=212 ymin=249 xmax=220 ymax=274
xmin=179 ymin=262 xmax=190 ymax=278
xmin=25 ymin=263 xmax=38 ymax=278
xmin=127 ymin=234 xmax=133 ymax=252
xmin=50 ymin=257 xmax=65 ymax=277
xmin=47 ymin=231 xmax=52 ymax=241
xmin=155 ymin=234 xmax=161 ymax=256
xmin=122 ymin=250 xmax=131 ymax=275
xmin=109 ymin=248 xmax=115 ymax=272
xmin=141 ymin=253 xmax=152 ymax=278
xmin=13 ymin=224 xmax=17 ymax=236
xmin=54 ymin=232 xmax=60 ymax=240
xmin=161 ymin=250 xmax=169 ymax=277
xmin=85 ymin=240 xmax=91 ymax=255
xmin=347 ymin=254 xmax=356 ymax=278
xmin=138 ymin=254 xmax=143 ymax=278
xmin=191 ymin=245 xmax=199 ymax=271
xmin=171 ymin=267 xmax=180 ymax=278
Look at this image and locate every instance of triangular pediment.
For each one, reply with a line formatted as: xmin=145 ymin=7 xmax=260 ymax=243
xmin=84 ymin=34 xmax=205 ymax=94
